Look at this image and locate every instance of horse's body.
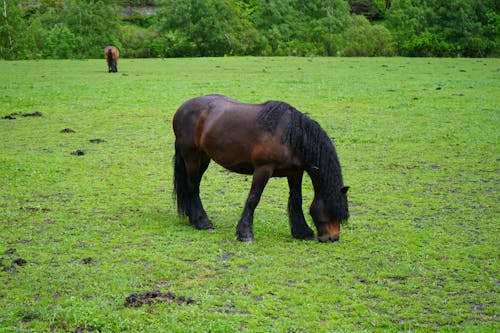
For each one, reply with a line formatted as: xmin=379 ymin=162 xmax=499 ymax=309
xmin=104 ymin=46 xmax=119 ymax=72
xmin=173 ymin=95 xmax=349 ymax=242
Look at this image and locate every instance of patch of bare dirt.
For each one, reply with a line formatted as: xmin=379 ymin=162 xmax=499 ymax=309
xmin=2 ymin=112 xmax=43 ymax=119
xmin=1 ymin=248 xmax=27 ymax=272
xmin=124 ymin=290 xmax=195 ymax=307
xmin=21 ymin=206 xmax=51 ymax=213
xmin=89 ymin=139 xmax=106 ymax=144
xmin=70 ymin=150 xmax=85 ymax=156
xmin=74 ymin=326 xmax=97 ymax=333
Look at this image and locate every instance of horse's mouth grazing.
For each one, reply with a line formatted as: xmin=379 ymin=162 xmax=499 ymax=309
xmin=318 ymin=234 xmax=340 ymax=242
xmin=317 ymin=223 xmax=340 ymax=242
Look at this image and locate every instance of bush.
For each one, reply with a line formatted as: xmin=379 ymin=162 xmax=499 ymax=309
xmin=41 ymin=24 xmax=77 ymax=59
xmin=341 ymin=15 xmax=394 ymax=56
xmin=162 ymin=31 xmax=197 ymax=58
xmin=120 ymin=25 xmax=157 ymax=58
xmin=400 ymin=32 xmax=459 ymax=57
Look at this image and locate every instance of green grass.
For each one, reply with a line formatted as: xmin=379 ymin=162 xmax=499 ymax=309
xmin=0 ymin=57 xmax=498 ymax=332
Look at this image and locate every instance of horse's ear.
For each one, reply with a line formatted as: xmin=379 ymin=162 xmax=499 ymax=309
xmin=341 ymin=186 xmax=349 ymax=194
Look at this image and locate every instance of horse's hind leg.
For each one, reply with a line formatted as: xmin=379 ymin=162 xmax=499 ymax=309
xmin=287 ymin=172 xmax=315 ymax=240
xmin=183 ymin=151 xmax=213 ymax=230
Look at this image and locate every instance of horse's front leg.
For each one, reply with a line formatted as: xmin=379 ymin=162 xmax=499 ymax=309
xmin=236 ymin=166 xmax=273 ymax=242
xmin=287 ymin=172 xmax=315 ymax=240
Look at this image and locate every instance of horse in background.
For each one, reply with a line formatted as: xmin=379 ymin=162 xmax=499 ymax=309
xmin=173 ymin=95 xmax=349 ymax=243
xmin=104 ymin=46 xmax=119 ymax=73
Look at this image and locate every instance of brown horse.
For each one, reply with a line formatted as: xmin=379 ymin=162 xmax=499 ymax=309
xmin=104 ymin=46 xmax=119 ymax=73
xmin=173 ymin=95 xmax=349 ymax=242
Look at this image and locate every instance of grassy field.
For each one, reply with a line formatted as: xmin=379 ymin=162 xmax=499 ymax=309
xmin=0 ymin=57 xmax=498 ymax=332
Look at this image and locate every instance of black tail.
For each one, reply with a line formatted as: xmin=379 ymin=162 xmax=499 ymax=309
xmin=107 ymin=48 xmax=113 ymax=72
xmin=173 ymin=142 xmax=191 ymax=217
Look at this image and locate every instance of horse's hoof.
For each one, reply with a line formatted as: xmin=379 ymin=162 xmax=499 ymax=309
xmin=195 ymin=223 xmax=214 ymax=230
xmin=237 ymin=236 xmax=254 ymax=243
xmin=236 ymin=233 xmax=254 ymax=243
xmin=298 ymin=235 xmax=317 ymax=241
xmin=292 ymin=232 xmax=316 ymax=241
xmin=192 ymin=219 xmax=214 ymax=230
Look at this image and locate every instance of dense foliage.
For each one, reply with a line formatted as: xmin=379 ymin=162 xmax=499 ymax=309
xmin=0 ymin=0 xmax=498 ymax=59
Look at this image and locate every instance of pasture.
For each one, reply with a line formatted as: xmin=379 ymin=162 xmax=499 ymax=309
xmin=0 ymin=57 xmax=498 ymax=332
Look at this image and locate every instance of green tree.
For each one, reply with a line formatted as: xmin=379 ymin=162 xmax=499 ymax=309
xmin=385 ymin=0 xmax=498 ymax=57
xmin=0 ymin=0 xmax=36 ymax=59
xmin=41 ymin=23 xmax=77 ymax=58
xmin=251 ymin=0 xmax=350 ymax=56
xmin=349 ymin=0 xmax=384 ymax=20
xmin=295 ymin=0 xmax=350 ymax=55
xmin=341 ymin=14 xmax=394 ymax=56
xmin=159 ymin=0 xmax=242 ymax=56
xmin=231 ymin=0 xmax=263 ymax=55
xmin=59 ymin=0 xmax=122 ymax=58
xmin=251 ymin=0 xmax=299 ymax=55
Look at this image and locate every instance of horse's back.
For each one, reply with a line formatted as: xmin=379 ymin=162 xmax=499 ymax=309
xmin=173 ymin=95 xmax=296 ymax=175
xmin=176 ymin=95 xmax=255 ymax=115
xmin=173 ymin=95 xmax=260 ymax=132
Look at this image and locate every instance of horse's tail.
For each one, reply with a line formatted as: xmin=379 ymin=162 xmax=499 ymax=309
xmin=173 ymin=142 xmax=191 ymax=217
xmin=107 ymin=48 xmax=113 ymax=67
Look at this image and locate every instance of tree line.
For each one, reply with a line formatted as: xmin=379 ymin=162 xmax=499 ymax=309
xmin=1 ymin=0 xmax=498 ymax=60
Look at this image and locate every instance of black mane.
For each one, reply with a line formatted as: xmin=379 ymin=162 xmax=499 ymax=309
xmin=257 ymin=101 xmax=290 ymax=134
xmin=258 ymin=101 xmax=348 ymax=221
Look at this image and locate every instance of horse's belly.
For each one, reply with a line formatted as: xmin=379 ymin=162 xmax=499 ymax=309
xmin=222 ymin=162 xmax=255 ymax=175
xmin=205 ymin=141 xmax=301 ymax=177
xmin=206 ymin=145 xmax=255 ymax=174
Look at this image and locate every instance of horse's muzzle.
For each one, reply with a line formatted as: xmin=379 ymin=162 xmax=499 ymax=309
xmin=317 ymin=233 xmax=340 ymax=242
xmin=317 ymin=223 xmax=340 ymax=242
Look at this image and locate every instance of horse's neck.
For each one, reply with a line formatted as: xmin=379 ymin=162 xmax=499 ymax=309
xmin=307 ymin=168 xmax=326 ymax=197
xmin=305 ymin=151 xmax=342 ymax=201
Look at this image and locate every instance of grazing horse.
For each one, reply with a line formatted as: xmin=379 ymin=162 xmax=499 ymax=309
xmin=173 ymin=95 xmax=349 ymax=242
xmin=104 ymin=46 xmax=119 ymax=72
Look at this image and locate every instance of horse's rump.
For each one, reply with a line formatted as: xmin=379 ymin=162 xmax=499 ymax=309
xmin=104 ymin=46 xmax=119 ymax=72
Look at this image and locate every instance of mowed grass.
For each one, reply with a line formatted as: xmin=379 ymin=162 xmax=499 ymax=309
xmin=0 ymin=57 xmax=498 ymax=332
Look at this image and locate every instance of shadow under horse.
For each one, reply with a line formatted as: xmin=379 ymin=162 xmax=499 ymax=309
xmin=173 ymin=95 xmax=349 ymax=242
xmin=104 ymin=46 xmax=119 ymax=73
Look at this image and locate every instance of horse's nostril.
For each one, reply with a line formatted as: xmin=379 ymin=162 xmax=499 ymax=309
xmin=318 ymin=234 xmax=339 ymax=242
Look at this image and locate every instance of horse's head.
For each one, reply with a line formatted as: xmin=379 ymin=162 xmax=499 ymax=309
xmin=310 ymin=186 xmax=349 ymax=242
